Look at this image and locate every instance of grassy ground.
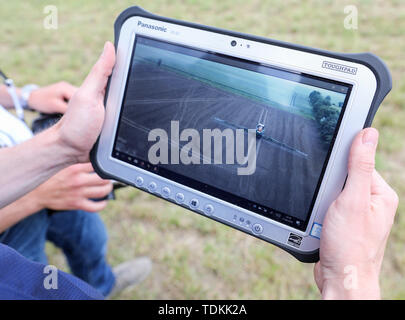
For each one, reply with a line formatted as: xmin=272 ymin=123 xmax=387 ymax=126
xmin=1 ymin=0 xmax=404 ymax=299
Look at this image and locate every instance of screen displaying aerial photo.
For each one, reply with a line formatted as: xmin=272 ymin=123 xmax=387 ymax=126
xmin=113 ymin=35 xmax=351 ymax=229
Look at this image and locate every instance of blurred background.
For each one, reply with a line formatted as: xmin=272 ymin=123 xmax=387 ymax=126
xmin=0 ymin=0 xmax=404 ymax=299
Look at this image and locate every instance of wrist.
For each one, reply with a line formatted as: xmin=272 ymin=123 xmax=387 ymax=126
xmin=320 ymin=265 xmax=381 ymax=300
xmin=21 ymin=84 xmax=39 ymax=110
xmin=22 ymin=190 xmax=46 ymax=214
xmin=52 ymin=121 xmax=83 ymax=164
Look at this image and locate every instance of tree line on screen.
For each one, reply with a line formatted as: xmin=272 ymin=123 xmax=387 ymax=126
xmin=309 ymin=91 xmax=341 ymax=145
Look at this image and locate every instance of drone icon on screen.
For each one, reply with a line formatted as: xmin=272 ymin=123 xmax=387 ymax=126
xmin=255 ymin=123 xmax=265 ymax=137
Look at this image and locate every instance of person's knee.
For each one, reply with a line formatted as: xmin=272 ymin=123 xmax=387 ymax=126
xmin=48 ymin=209 xmax=109 ymax=262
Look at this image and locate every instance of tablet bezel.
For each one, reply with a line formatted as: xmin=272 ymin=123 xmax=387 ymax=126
xmin=93 ymin=14 xmax=379 ymax=260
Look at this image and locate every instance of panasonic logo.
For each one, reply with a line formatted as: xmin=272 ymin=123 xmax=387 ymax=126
xmin=322 ymin=61 xmax=357 ymax=75
xmin=138 ymin=21 xmax=167 ymax=32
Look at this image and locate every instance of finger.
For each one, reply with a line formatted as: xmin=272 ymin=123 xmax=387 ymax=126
xmin=314 ymin=262 xmax=324 ymax=292
xmin=371 ymin=170 xmax=391 ymax=196
xmin=70 ymin=162 xmax=94 ymax=173
xmin=52 ymin=99 xmax=69 ymax=114
xmin=59 ymin=82 xmax=77 ymax=101
xmin=343 ymin=128 xmax=379 ymax=198
xmin=78 ymin=162 xmax=95 ymax=173
xmin=81 ymin=41 xmax=115 ymax=97
xmin=371 ymin=170 xmax=399 ymax=216
xmin=82 ymin=183 xmax=113 ymax=198
xmin=79 ymin=172 xmax=111 ymax=187
xmin=77 ymin=199 xmax=108 ymax=212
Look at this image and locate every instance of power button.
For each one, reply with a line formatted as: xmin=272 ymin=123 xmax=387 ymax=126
xmin=252 ymin=223 xmax=263 ymax=234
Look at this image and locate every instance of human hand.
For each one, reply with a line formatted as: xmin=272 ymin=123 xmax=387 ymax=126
xmin=0 ymin=42 xmax=115 ymax=209
xmin=31 ymin=163 xmax=113 ymax=212
xmin=314 ymin=128 xmax=398 ymax=299
xmin=28 ymin=82 xmax=77 ymax=114
xmin=56 ymin=41 xmax=115 ymax=163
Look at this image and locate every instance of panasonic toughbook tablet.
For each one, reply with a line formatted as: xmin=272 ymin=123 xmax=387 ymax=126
xmin=91 ymin=6 xmax=392 ymax=262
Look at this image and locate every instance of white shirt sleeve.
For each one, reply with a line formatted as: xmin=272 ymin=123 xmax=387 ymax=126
xmin=0 ymin=105 xmax=33 ymax=148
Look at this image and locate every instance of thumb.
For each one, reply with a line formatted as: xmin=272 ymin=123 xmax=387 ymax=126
xmin=344 ymin=128 xmax=379 ymax=197
xmin=81 ymin=41 xmax=116 ymax=97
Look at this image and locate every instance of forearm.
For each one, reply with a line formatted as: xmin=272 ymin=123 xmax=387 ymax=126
xmin=0 ymin=191 xmax=43 ymax=233
xmin=0 ymin=84 xmax=21 ymax=109
xmin=0 ymin=123 xmax=77 ymax=209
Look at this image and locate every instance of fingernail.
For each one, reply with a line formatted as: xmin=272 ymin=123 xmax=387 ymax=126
xmin=362 ymin=128 xmax=378 ymax=146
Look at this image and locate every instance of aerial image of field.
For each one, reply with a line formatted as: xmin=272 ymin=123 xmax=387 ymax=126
xmin=115 ymin=38 xmax=347 ymax=220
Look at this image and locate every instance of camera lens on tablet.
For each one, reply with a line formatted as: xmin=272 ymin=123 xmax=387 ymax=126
xmin=231 ymin=40 xmax=237 ymax=47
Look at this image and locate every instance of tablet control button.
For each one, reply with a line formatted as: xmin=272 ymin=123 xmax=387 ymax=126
xmin=189 ymin=199 xmax=199 ymax=209
xmin=204 ymin=204 xmax=214 ymax=215
xmin=135 ymin=176 xmax=144 ymax=187
xmin=175 ymin=193 xmax=185 ymax=203
xmin=162 ymin=187 xmax=171 ymax=198
xmin=252 ymin=223 xmax=263 ymax=234
xmin=148 ymin=181 xmax=157 ymax=192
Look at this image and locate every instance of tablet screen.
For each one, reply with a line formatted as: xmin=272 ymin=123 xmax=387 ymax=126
xmin=112 ymin=35 xmax=352 ymax=231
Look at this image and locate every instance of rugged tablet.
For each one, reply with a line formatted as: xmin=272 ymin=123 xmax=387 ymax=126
xmin=91 ymin=6 xmax=392 ymax=262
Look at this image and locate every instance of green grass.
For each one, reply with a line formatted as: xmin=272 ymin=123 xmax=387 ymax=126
xmin=2 ymin=0 xmax=405 ymax=299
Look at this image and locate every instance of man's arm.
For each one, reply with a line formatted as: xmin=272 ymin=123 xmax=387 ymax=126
xmin=0 ymin=162 xmax=113 ymax=233
xmin=0 ymin=82 xmax=76 ymax=113
xmin=0 ymin=41 xmax=115 ymax=209
xmin=0 ymin=85 xmax=21 ymax=108
xmin=0 ymin=125 xmax=76 ymax=208
xmin=0 ymin=189 xmax=43 ymax=233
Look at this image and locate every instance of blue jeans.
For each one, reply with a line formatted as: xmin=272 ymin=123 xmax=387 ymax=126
xmin=0 ymin=209 xmax=115 ymax=296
